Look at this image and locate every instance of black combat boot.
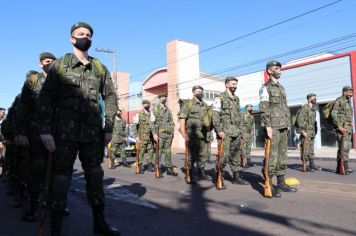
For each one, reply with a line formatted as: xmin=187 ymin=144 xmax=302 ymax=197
xmin=138 ymin=164 xmax=144 ymax=174
xmin=147 ymin=163 xmax=155 ymax=172
xmin=166 ymin=167 xmax=178 ymax=176
xmin=22 ymin=193 xmax=39 ymax=221
xmin=344 ymin=161 xmax=350 ymax=175
xmin=93 ymin=207 xmax=121 ymax=236
xmin=277 ymin=175 xmax=297 ymax=192
xmin=309 ymin=159 xmax=321 ymax=171
xmin=269 ymin=176 xmax=281 ymax=198
xmin=50 ymin=213 xmax=62 ymax=236
xmin=231 ymin=172 xmax=249 ymax=185
xmin=109 ymin=158 xmax=115 ymax=169
xmin=122 ymin=160 xmax=130 ymax=168
xmin=198 ymin=168 xmax=211 ymax=181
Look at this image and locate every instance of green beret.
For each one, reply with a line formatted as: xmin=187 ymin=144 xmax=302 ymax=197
xmin=245 ymin=104 xmax=253 ymax=109
xmin=39 ymin=52 xmax=56 ymax=61
xmin=225 ymin=76 xmax=238 ymax=84
xmin=142 ymin=100 xmax=150 ymax=105
xmin=266 ymin=60 xmax=282 ymax=69
xmin=306 ymin=93 xmax=316 ymax=99
xmin=192 ymin=85 xmax=204 ymax=92
xmin=71 ymin=22 xmax=93 ymax=36
xmin=158 ymin=93 xmax=167 ymax=98
xmin=342 ymin=86 xmax=353 ymax=92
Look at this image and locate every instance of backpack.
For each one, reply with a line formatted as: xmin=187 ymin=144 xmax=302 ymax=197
xmin=26 ymin=70 xmax=39 ymax=90
xmin=178 ymin=99 xmax=213 ymax=131
xmin=322 ymin=101 xmax=335 ymax=122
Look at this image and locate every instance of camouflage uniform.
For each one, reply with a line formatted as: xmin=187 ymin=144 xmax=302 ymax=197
xmin=132 ymin=110 xmax=155 ymax=170
xmin=259 ymin=79 xmax=290 ymax=177
xmin=152 ymin=103 xmax=174 ymax=170
xmin=111 ymin=115 xmax=127 ymax=166
xmin=213 ymin=90 xmax=248 ymax=185
xmin=38 ymin=53 xmax=117 ymax=227
xmin=16 ymin=71 xmax=50 ymax=218
xmin=331 ymin=93 xmax=353 ymax=172
xmin=296 ymin=104 xmax=317 ymax=163
xmin=242 ymin=111 xmax=254 ymax=165
xmin=178 ymin=97 xmax=211 ymax=176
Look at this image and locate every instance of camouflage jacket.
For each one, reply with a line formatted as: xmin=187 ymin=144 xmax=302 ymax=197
xmin=112 ymin=115 xmax=127 ymax=144
xmin=132 ymin=110 xmax=155 ymax=141
xmin=38 ymin=53 xmax=117 ymax=142
xmin=178 ymin=97 xmax=210 ymax=139
xmin=259 ymin=79 xmax=290 ymax=129
xmin=1 ymin=95 xmax=21 ymax=140
xmin=331 ymin=95 xmax=353 ymax=128
xmin=16 ymin=71 xmax=46 ymax=138
xmin=242 ymin=112 xmax=254 ymax=139
xmin=212 ymin=90 xmax=242 ymax=138
xmin=152 ymin=104 xmax=174 ymax=135
xmin=296 ymin=104 xmax=317 ymax=135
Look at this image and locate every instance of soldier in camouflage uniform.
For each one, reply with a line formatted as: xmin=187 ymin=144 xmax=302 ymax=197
xmin=295 ymin=93 xmax=321 ymax=172
xmin=38 ymin=22 xmax=120 ymax=235
xmin=178 ymin=85 xmax=212 ymax=183
xmin=212 ymin=77 xmax=249 ymax=188
xmin=0 ymin=107 xmax=6 ymax=177
xmin=110 ymin=109 xmax=128 ymax=169
xmin=242 ymin=104 xmax=256 ymax=168
xmin=206 ymin=131 xmax=215 ymax=164
xmin=133 ymin=100 xmax=155 ymax=174
xmin=331 ymin=86 xmax=354 ymax=175
xmin=152 ymin=93 xmax=177 ymax=176
xmin=15 ymin=52 xmax=56 ymax=221
xmin=259 ymin=60 xmax=297 ymax=198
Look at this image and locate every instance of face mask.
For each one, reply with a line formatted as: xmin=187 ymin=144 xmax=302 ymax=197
xmin=144 ymin=105 xmax=150 ymax=110
xmin=73 ymin=37 xmax=92 ymax=51
xmin=43 ymin=63 xmax=52 ymax=74
xmin=346 ymin=95 xmax=353 ymax=100
xmin=310 ymin=99 xmax=316 ymax=104
xmin=228 ymin=87 xmax=237 ymax=93
xmin=195 ymin=93 xmax=203 ymax=99
xmin=273 ymin=71 xmax=281 ymax=79
xmin=160 ymin=98 xmax=167 ymax=104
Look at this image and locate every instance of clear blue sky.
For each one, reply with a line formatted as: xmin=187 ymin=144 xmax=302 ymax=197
xmin=1 ymin=0 xmax=355 ymax=109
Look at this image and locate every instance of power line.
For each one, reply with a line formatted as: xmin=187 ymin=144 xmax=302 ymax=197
xmin=129 ymin=0 xmax=343 ymax=81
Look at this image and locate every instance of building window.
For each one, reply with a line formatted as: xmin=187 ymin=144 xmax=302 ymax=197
xmin=204 ymin=90 xmax=219 ymax=101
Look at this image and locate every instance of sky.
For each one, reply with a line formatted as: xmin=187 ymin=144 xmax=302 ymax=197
xmin=1 ymin=0 xmax=356 ymax=109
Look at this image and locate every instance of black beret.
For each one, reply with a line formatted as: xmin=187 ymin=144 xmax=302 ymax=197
xmin=158 ymin=93 xmax=167 ymax=98
xmin=342 ymin=86 xmax=353 ymax=92
xmin=0 ymin=107 xmax=5 ymax=111
xmin=39 ymin=52 xmax=56 ymax=61
xmin=192 ymin=85 xmax=204 ymax=91
xmin=142 ymin=100 xmax=150 ymax=105
xmin=266 ymin=60 xmax=282 ymax=69
xmin=306 ymin=93 xmax=316 ymax=99
xmin=71 ymin=22 xmax=93 ymax=36
xmin=225 ymin=76 xmax=238 ymax=84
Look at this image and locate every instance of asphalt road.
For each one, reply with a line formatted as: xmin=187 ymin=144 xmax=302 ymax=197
xmin=0 ymin=154 xmax=355 ymax=236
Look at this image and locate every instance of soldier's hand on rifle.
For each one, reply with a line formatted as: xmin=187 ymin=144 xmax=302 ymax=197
xmin=338 ymin=126 xmax=347 ymax=135
xmin=40 ymin=134 xmax=56 ymax=152
xmin=218 ymin=131 xmax=225 ymax=140
xmin=302 ymin=131 xmax=307 ymax=138
xmin=153 ymin=134 xmax=159 ymax=143
xmin=0 ymin=142 xmax=4 ymax=151
xmin=15 ymin=135 xmax=29 ymax=146
xmin=266 ymin=127 xmax=273 ymax=139
xmin=104 ymin=133 xmax=112 ymax=146
xmin=181 ymin=131 xmax=189 ymax=141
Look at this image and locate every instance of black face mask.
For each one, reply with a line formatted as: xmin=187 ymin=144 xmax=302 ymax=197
xmin=273 ymin=71 xmax=281 ymax=79
xmin=73 ymin=37 xmax=92 ymax=51
xmin=229 ymin=87 xmax=237 ymax=93
xmin=195 ymin=93 xmax=203 ymax=99
xmin=43 ymin=63 xmax=52 ymax=74
xmin=346 ymin=95 xmax=353 ymax=100
xmin=160 ymin=98 xmax=167 ymax=104
xmin=144 ymin=105 xmax=150 ymax=110
xmin=310 ymin=99 xmax=317 ymax=104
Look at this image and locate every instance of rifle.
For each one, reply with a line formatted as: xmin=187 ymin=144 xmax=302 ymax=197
xmin=300 ymin=135 xmax=307 ymax=172
xmin=216 ymin=139 xmax=224 ymax=190
xmin=135 ymin=142 xmax=140 ymax=174
xmin=338 ymin=130 xmax=345 ymax=175
xmin=107 ymin=142 xmax=113 ymax=168
xmin=154 ymin=138 xmax=162 ymax=178
xmin=184 ymin=141 xmax=191 ymax=184
xmin=264 ymin=138 xmax=272 ymax=198
xmin=240 ymin=138 xmax=247 ymax=168
xmin=38 ymin=152 xmax=53 ymax=236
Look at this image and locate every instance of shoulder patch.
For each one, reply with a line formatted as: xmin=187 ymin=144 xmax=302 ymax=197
xmin=259 ymin=85 xmax=269 ymax=102
xmin=213 ymin=97 xmax=221 ymax=112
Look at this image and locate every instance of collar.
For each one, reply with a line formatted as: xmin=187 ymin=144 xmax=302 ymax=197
xmin=70 ymin=53 xmax=92 ymax=69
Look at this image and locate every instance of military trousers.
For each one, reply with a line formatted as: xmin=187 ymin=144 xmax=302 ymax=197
xmin=263 ymin=128 xmax=288 ymax=177
xmin=28 ymin=140 xmax=48 ymax=195
xmin=337 ymin=127 xmax=352 ymax=161
xmin=157 ymin=133 xmax=173 ymax=167
xmin=112 ymin=142 xmax=126 ymax=162
xmin=243 ymin=137 xmax=253 ymax=156
xmin=188 ymin=135 xmax=208 ymax=169
xmin=138 ymin=138 xmax=154 ymax=165
xmin=217 ymin=136 xmax=241 ymax=173
xmin=300 ymin=131 xmax=315 ymax=161
xmin=49 ymin=140 xmax=105 ymax=214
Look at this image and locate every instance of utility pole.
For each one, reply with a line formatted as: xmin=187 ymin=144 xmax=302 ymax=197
xmin=95 ymin=48 xmax=117 ymax=90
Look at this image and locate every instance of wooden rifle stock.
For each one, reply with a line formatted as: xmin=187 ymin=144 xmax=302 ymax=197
xmin=135 ymin=142 xmax=140 ymax=174
xmin=339 ymin=132 xmax=345 ymax=175
xmin=240 ymin=139 xmax=247 ymax=168
xmin=264 ymin=138 xmax=272 ymax=198
xmin=37 ymin=152 xmax=53 ymax=236
xmin=155 ymin=138 xmax=161 ymax=178
xmin=184 ymin=141 xmax=191 ymax=184
xmin=107 ymin=142 xmax=113 ymax=168
xmin=301 ymin=136 xmax=307 ymax=172
xmin=216 ymin=139 xmax=224 ymax=190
